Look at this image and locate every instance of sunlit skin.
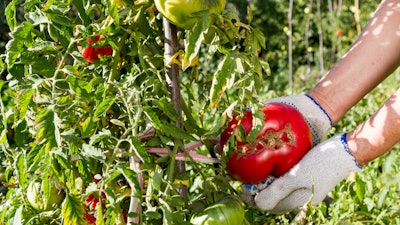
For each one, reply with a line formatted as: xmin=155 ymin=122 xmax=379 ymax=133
xmin=307 ymin=0 xmax=400 ymax=165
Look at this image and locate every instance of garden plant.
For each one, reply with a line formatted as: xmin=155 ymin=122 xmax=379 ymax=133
xmin=0 ymin=0 xmax=399 ymax=224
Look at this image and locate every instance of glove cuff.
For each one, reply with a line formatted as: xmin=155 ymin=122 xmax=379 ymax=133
xmin=340 ymin=133 xmax=363 ymax=169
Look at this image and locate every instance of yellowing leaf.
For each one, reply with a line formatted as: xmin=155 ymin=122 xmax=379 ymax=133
xmin=62 ymin=194 xmax=87 ymax=225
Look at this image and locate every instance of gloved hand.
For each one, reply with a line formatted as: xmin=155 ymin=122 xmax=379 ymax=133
xmin=263 ymin=94 xmax=332 ymax=146
xmin=240 ymin=94 xmax=333 ymax=206
xmin=242 ymin=133 xmax=362 ymax=213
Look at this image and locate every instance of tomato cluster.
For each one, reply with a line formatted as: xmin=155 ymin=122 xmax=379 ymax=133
xmin=82 ymin=35 xmax=113 ymax=63
xmin=221 ymin=103 xmax=312 ymax=184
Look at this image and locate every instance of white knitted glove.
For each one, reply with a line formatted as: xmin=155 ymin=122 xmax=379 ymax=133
xmin=253 ymin=133 xmax=362 ymax=213
xmin=263 ymin=94 xmax=332 ymax=146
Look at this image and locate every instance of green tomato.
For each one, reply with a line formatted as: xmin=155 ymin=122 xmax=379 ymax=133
xmin=154 ymin=0 xmax=226 ymax=30
xmin=190 ymin=194 xmax=245 ymax=225
xmin=27 ymin=179 xmax=65 ymax=211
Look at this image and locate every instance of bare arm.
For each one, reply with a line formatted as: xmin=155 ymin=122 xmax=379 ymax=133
xmin=347 ymin=88 xmax=400 ymax=166
xmin=309 ymin=0 xmax=400 ymax=124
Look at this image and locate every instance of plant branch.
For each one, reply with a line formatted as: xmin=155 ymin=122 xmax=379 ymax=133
xmin=288 ymin=0 xmax=293 ymax=92
xmin=163 ymin=17 xmax=188 ymax=203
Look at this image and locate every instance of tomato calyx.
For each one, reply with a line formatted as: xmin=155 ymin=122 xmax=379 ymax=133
xmin=235 ymin=123 xmax=296 ymax=158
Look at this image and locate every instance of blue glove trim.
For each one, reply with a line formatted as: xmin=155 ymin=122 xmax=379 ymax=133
xmin=244 ymin=184 xmax=258 ymax=192
xmin=305 ymin=94 xmax=333 ymax=126
xmin=340 ymin=133 xmax=363 ymax=169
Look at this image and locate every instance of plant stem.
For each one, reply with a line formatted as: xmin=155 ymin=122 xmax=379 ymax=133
xmin=317 ymin=0 xmax=325 ymax=75
xmin=163 ymin=18 xmax=188 ymax=203
xmin=288 ymin=0 xmax=293 ymax=93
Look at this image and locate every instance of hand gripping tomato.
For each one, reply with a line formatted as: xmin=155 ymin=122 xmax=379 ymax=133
xmin=220 ymin=103 xmax=312 ymax=184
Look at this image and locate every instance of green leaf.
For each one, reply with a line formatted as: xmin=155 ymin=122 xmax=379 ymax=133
xmin=150 ymin=165 xmax=163 ymax=191
xmin=27 ymin=145 xmax=47 ymax=174
xmin=6 ymin=22 xmax=33 ymax=68
xmin=245 ymin=107 xmax=264 ymax=143
xmin=89 ymin=129 xmax=112 ymax=145
xmin=71 ymin=0 xmax=91 ymax=25
xmin=28 ymin=40 xmax=58 ymax=54
xmin=108 ymin=0 xmax=120 ymax=26
xmin=0 ymin=57 xmax=5 ymax=74
xmin=157 ymin=97 xmax=179 ymax=122
xmin=5 ymin=0 xmax=17 ymax=31
xmin=35 ymin=108 xmax=61 ymax=152
xmin=183 ymin=13 xmax=209 ymax=71
xmin=94 ymin=97 xmax=115 ymax=118
xmin=80 ymin=116 xmax=97 ymax=138
xmin=16 ymin=89 xmax=34 ymax=121
xmin=244 ymin=28 xmax=266 ymax=54
xmin=161 ymin=123 xmax=196 ymax=141
xmin=31 ymin=56 xmax=57 ymax=78
xmin=377 ymin=187 xmax=389 ymax=209
xmin=26 ymin=10 xmax=50 ymax=25
xmin=62 ymin=194 xmax=86 ymax=225
xmin=131 ymin=136 xmax=151 ymax=166
xmin=143 ymin=106 xmax=163 ymax=130
xmin=15 ymin=152 xmax=28 ymax=189
xmin=81 ymin=144 xmax=106 ymax=161
xmin=209 ymin=54 xmax=236 ymax=109
xmin=7 ymin=63 xmax=24 ymax=80
xmin=110 ymin=119 xmax=125 ymax=128
xmin=67 ymin=75 xmax=91 ymax=99
xmin=76 ymin=159 xmax=92 ymax=184
xmin=53 ymin=149 xmax=72 ymax=172
xmin=47 ymin=23 xmax=71 ymax=49
xmin=43 ymin=0 xmax=70 ymax=14
xmin=119 ymin=167 xmax=141 ymax=198
xmin=355 ymin=175 xmax=366 ymax=203
xmin=47 ymin=11 xmax=73 ymax=27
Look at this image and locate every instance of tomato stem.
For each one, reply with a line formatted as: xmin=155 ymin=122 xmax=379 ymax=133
xmin=146 ymin=141 xmax=220 ymax=164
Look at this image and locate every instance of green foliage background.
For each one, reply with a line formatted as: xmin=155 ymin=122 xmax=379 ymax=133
xmin=0 ymin=0 xmax=399 ymax=224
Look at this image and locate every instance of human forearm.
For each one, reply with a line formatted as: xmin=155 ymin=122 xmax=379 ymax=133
xmin=347 ymin=88 xmax=400 ymax=166
xmin=309 ymin=0 xmax=400 ymax=124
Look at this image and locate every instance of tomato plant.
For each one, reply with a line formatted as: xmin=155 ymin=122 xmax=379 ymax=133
xmin=221 ymin=103 xmax=312 ymax=184
xmin=190 ymin=192 xmax=245 ymax=225
xmin=154 ymin=0 xmax=226 ymax=29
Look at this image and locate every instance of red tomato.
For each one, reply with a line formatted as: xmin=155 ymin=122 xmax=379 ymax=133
xmin=221 ymin=103 xmax=312 ymax=184
xmin=336 ymin=28 xmax=343 ymax=37
xmin=83 ymin=35 xmax=113 ymax=63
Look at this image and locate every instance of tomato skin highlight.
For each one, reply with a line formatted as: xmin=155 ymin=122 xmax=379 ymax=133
xmin=154 ymin=0 xmax=226 ymax=30
xmin=190 ymin=194 xmax=245 ymax=225
xmin=221 ymin=103 xmax=312 ymax=184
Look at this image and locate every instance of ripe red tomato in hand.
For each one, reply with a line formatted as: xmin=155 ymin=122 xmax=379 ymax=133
xmin=83 ymin=35 xmax=113 ymax=63
xmin=221 ymin=103 xmax=312 ymax=184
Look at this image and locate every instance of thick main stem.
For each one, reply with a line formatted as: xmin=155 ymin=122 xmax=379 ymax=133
xmin=163 ymin=18 xmax=188 ymax=203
